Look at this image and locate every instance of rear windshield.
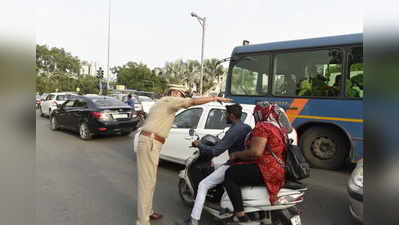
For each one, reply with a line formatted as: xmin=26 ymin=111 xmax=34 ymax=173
xmin=122 ymin=95 xmax=139 ymax=103
xmin=91 ymin=97 xmax=127 ymax=107
xmin=56 ymin=95 xmax=73 ymax=101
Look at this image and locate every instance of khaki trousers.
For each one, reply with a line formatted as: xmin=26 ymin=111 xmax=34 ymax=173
xmin=136 ymin=134 xmax=163 ymax=225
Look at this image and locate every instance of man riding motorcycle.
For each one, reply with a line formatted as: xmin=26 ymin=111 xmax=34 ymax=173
xmin=178 ymin=103 xmax=251 ymax=225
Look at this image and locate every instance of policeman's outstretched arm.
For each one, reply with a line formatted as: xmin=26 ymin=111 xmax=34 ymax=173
xmin=188 ymin=96 xmax=231 ymax=107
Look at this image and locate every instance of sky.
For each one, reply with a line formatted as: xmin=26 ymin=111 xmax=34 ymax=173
xmin=37 ymin=0 xmax=363 ymax=77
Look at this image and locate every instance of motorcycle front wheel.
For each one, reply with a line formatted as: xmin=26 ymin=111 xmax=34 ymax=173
xmin=178 ymin=179 xmax=195 ymax=207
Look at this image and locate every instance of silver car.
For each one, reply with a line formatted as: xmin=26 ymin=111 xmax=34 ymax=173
xmin=348 ymin=159 xmax=363 ymax=224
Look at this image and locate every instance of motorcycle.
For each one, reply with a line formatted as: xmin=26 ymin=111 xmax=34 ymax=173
xmin=178 ymin=128 xmax=307 ymax=225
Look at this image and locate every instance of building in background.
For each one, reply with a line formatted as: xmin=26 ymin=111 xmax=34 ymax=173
xmin=80 ymin=61 xmax=98 ymax=77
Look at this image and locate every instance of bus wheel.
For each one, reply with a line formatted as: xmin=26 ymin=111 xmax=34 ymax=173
xmin=300 ymin=126 xmax=347 ymax=170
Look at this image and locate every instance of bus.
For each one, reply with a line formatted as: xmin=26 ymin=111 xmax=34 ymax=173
xmin=225 ymin=33 xmax=363 ymax=170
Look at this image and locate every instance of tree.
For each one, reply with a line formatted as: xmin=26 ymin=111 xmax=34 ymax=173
xmin=77 ymin=75 xmax=99 ymax=94
xmin=36 ymin=44 xmax=85 ymax=94
xmin=112 ymin=61 xmax=164 ymax=93
xmin=36 ymin=44 xmax=81 ymax=77
xmin=203 ymin=58 xmax=226 ymax=91
xmin=155 ymin=58 xmax=226 ymax=94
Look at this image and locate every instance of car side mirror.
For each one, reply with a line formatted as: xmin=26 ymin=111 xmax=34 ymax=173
xmin=189 ymin=128 xmax=195 ymax=136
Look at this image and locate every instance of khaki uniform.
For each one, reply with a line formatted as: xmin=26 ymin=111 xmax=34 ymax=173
xmin=136 ymin=97 xmax=190 ymax=225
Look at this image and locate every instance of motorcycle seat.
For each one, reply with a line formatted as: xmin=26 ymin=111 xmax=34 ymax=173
xmin=283 ymin=181 xmax=307 ymax=190
xmin=239 ymin=186 xmax=304 ymax=207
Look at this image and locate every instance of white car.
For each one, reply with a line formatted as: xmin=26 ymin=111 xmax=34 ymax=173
xmin=133 ymin=102 xmax=297 ymax=167
xmin=137 ymin=96 xmax=155 ymax=114
xmin=39 ymin=92 xmax=77 ymax=117
xmin=121 ymin=95 xmax=155 ymax=115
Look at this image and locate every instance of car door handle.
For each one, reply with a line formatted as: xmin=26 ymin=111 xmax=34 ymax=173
xmin=185 ymin=137 xmax=192 ymax=140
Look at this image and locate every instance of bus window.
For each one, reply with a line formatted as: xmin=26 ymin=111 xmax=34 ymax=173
xmin=230 ymin=55 xmax=270 ymax=96
xmin=272 ymin=49 xmax=343 ymax=97
xmin=347 ymin=47 xmax=363 ymax=98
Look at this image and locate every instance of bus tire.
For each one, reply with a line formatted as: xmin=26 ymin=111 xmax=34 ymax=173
xmin=300 ymin=126 xmax=347 ymax=170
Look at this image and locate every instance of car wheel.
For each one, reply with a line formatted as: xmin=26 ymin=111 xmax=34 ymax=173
xmin=300 ymin=126 xmax=348 ymax=170
xmin=178 ymin=179 xmax=194 ymax=207
xmin=39 ymin=107 xmax=44 ymax=117
xmin=79 ymin=122 xmax=92 ymax=140
xmin=50 ymin=116 xmax=58 ymax=131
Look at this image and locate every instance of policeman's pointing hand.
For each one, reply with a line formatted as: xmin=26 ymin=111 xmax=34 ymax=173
xmin=214 ymin=97 xmax=232 ymax=104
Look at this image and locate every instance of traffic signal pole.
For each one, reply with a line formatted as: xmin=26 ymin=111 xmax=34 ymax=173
xmin=99 ymin=78 xmax=102 ymax=95
xmin=97 ymin=67 xmax=104 ymax=95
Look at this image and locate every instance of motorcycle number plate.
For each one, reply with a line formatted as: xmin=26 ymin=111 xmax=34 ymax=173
xmin=290 ymin=215 xmax=301 ymax=225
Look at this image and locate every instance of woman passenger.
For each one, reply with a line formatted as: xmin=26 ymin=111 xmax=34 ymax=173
xmin=224 ymin=101 xmax=288 ymax=222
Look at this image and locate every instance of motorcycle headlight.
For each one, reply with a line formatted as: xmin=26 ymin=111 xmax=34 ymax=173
xmin=348 ymin=160 xmax=363 ymax=194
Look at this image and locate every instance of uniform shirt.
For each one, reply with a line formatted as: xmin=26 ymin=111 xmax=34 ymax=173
xmin=126 ymin=99 xmax=135 ymax=108
xmin=142 ymin=96 xmax=191 ymax=138
xmin=198 ymin=120 xmax=251 ymax=165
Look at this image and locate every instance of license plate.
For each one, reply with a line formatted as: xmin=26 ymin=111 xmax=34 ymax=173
xmin=290 ymin=215 xmax=301 ymax=225
xmin=113 ymin=114 xmax=128 ymax=119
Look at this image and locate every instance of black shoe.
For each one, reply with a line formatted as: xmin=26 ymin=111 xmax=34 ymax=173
xmin=232 ymin=214 xmax=251 ymax=223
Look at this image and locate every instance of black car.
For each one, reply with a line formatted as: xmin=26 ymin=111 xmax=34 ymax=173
xmin=50 ymin=95 xmax=139 ymax=140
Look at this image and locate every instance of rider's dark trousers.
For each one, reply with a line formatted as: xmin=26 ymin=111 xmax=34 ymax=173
xmin=224 ymin=163 xmax=265 ymax=212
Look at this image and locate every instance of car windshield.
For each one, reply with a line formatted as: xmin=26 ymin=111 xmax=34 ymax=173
xmin=91 ymin=97 xmax=127 ymax=107
xmin=56 ymin=95 xmax=74 ymax=101
xmin=122 ymin=95 xmax=140 ymax=103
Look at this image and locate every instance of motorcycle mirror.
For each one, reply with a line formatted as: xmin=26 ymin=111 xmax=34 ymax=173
xmin=217 ymin=127 xmax=230 ymax=138
xmin=189 ymin=128 xmax=195 ymax=136
xmin=223 ymin=127 xmax=229 ymax=133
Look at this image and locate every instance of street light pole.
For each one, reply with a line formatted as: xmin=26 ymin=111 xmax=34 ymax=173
xmin=106 ymin=0 xmax=111 ymax=92
xmin=191 ymin=12 xmax=206 ymax=96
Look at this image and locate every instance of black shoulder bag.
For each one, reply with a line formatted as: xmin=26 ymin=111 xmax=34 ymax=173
xmin=267 ymin=141 xmax=310 ymax=181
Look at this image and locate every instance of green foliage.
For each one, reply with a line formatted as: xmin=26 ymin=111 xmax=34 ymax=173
xmin=36 ymin=44 xmax=80 ymax=76
xmin=36 ymin=44 xmax=95 ymax=94
xmin=156 ymin=58 xmax=226 ymax=94
xmin=37 ymin=43 xmax=227 ymax=96
xmin=77 ymin=75 xmax=100 ymax=94
xmin=112 ymin=62 xmax=169 ymax=94
xmin=36 ymin=73 xmax=100 ymax=95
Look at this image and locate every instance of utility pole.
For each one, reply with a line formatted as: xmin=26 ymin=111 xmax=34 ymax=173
xmin=106 ymin=0 xmax=111 ymax=91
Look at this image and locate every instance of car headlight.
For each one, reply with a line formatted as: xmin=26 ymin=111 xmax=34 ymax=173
xmin=348 ymin=160 xmax=363 ymax=194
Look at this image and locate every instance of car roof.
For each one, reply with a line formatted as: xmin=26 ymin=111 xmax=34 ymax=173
xmin=83 ymin=94 xmax=113 ymax=99
xmin=200 ymin=102 xmax=254 ymax=109
xmin=48 ymin=92 xmax=78 ymax=95
xmin=232 ymin=33 xmax=362 ymax=55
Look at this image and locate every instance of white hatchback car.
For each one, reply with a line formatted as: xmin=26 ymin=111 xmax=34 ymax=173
xmin=133 ymin=102 xmax=297 ymax=167
xmin=39 ymin=92 xmax=77 ymax=117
